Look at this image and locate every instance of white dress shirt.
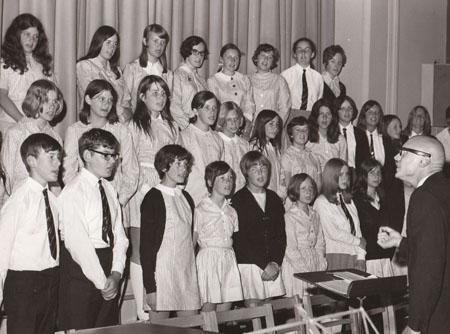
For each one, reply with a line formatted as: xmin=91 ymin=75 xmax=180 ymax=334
xmin=366 ymin=129 xmax=385 ymax=166
xmin=59 ymin=168 xmax=128 ymax=290
xmin=0 ymin=178 xmax=59 ymax=297
xmin=281 ymin=64 xmax=324 ymax=110
xmin=340 ymin=123 xmax=356 ymax=168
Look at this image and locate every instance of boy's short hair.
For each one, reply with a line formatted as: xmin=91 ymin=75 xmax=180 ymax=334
xmin=78 ymin=128 xmax=120 ymax=164
xmin=287 ymin=173 xmax=317 ymax=202
xmin=154 ymin=144 xmax=194 ymax=180
xmin=20 ymin=133 xmax=62 ymax=172
xmin=292 ymin=37 xmax=317 ymax=57
xmin=205 ymin=160 xmax=235 ymax=194
xmin=240 ymin=150 xmax=271 ymax=179
xmin=287 ymin=116 xmax=309 ymax=143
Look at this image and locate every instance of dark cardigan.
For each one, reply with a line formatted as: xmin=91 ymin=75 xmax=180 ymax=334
xmin=140 ymin=187 xmax=195 ymax=293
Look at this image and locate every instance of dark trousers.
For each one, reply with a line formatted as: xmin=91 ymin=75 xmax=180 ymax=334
xmin=4 ymin=267 xmax=59 ymax=334
xmin=58 ymin=244 xmax=119 ymax=331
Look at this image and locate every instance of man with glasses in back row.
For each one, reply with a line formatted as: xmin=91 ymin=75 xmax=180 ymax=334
xmin=378 ymin=135 xmax=450 ymax=334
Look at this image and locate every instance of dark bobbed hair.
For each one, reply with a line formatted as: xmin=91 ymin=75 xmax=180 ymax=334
xmin=218 ymin=43 xmax=242 ymax=72
xmin=333 ymin=95 xmax=358 ymax=122
xmin=204 ymin=160 xmax=236 ymax=194
xmin=322 ymin=44 xmax=347 ymax=67
xmin=353 ymin=158 xmax=384 ymax=202
xmin=240 ymin=150 xmax=271 ymax=180
xmin=287 ymin=173 xmax=317 ymax=203
xmin=308 ymin=99 xmax=340 ymax=144
xmin=78 ymin=25 xmax=121 ymax=79
xmin=139 ymin=24 xmax=169 ymax=73
xmin=252 ymin=43 xmax=280 ymax=70
xmin=132 ymin=75 xmax=175 ymax=137
xmin=292 ymin=37 xmax=317 ymax=58
xmin=403 ymin=105 xmax=432 ymax=137
xmin=180 ymin=35 xmax=209 ymax=60
xmin=154 ymin=144 xmax=194 ymax=180
xmin=78 ymin=128 xmax=120 ymax=165
xmin=287 ymin=116 xmax=309 ymax=143
xmin=380 ymin=114 xmax=402 ymax=139
xmin=1 ymin=13 xmax=52 ymax=76
xmin=80 ymin=79 xmax=119 ymax=125
xmin=356 ymin=100 xmax=384 ymax=132
xmin=20 ymin=133 xmax=62 ymax=172
xmin=250 ymin=109 xmax=283 ymax=152
xmin=22 ymin=79 xmax=64 ymax=119
xmin=216 ymin=101 xmax=244 ymax=133
xmin=321 ymin=158 xmax=352 ymax=204
xmin=190 ymin=90 xmax=219 ymax=124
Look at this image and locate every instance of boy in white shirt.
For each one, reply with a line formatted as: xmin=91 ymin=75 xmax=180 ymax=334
xmin=58 ymin=128 xmax=128 ymax=331
xmin=0 ymin=133 xmax=62 ymax=334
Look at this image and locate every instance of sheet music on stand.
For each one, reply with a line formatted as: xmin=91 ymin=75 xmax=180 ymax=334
xmin=316 ymin=271 xmax=377 ymax=297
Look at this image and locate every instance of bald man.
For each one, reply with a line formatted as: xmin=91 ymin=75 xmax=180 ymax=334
xmin=378 ymin=136 xmax=450 ymax=334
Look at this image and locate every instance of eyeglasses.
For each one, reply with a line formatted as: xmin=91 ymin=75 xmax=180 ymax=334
xmin=89 ymin=149 xmax=120 ymax=161
xmin=399 ymin=146 xmax=431 ymax=158
xmin=149 ymin=90 xmax=167 ymax=99
xmin=94 ymin=95 xmax=114 ymax=105
xmin=191 ymin=49 xmax=206 ymax=57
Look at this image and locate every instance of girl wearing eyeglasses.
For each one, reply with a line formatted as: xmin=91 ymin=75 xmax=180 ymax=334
xmin=128 ymin=75 xmax=178 ymax=320
xmin=171 ymin=36 xmax=209 ymax=130
xmin=63 ymin=79 xmax=138 ymax=211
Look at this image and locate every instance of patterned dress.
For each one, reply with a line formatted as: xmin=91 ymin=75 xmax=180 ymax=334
xmin=281 ymin=145 xmax=322 ymax=190
xmin=306 ymin=134 xmax=347 ymax=171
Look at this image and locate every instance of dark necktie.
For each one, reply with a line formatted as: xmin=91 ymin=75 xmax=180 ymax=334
xmin=339 ymin=194 xmax=356 ymax=235
xmin=99 ymin=180 xmax=114 ymax=247
xmin=301 ymin=69 xmax=308 ymax=110
xmin=343 ymin=128 xmax=347 ymax=141
xmin=369 ymin=133 xmax=375 ymax=158
xmin=43 ymin=189 xmax=57 ymax=259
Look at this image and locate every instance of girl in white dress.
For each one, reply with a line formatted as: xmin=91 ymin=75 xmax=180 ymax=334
xmin=141 ymin=144 xmax=200 ymax=319
xmin=194 ymin=161 xmax=243 ymax=311
xmin=207 ymin=43 xmax=255 ymax=138
xmin=0 ymin=14 xmax=56 ymax=133
xmin=77 ymin=26 xmax=129 ymax=122
xmin=2 ymin=79 xmax=63 ymax=195
xmin=282 ymin=173 xmax=327 ymax=297
xmin=216 ymin=101 xmax=250 ymax=192
xmin=128 ymin=75 xmax=178 ymax=320
xmin=123 ymin=24 xmax=173 ymax=112
xmin=180 ymin=91 xmax=224 ymax=204
xmin=250 ymin=109 xmax=286 ymax=199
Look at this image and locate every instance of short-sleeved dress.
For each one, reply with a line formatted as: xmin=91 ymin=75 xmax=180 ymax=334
xmin=282 ymin=205 xmax=327 ymax=297
xmin=194 ymin=197 xmax=243 ymax=304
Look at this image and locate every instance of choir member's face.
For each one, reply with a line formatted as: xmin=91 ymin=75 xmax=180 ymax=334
xmin=291 ymin=125 xmax=309 ymax=146
xmin=186 ymin=42 xmax=206 ymax=69
xmin=28 ymin=149 xmax=61 ymax=185
xmin=99 ymin=34 xmax=118 ymax=61
xmin=412 ymin=108 xmax=426 ymax=132
xmin=247 ymin=162 xmax=269 ymax=189
xmin=298 ymin=177 xmax=315 ymax=205
xmin=212 ymin=170 xmax=234 ymax=197
xmin=338 ymin=100 xmax=354 ymax=126
xmin=223 ymin=109 xmax=241 ymax=136
xmin=140 ymin=83 xmax=167 ymax=114
xmin=387 ymin=118 xmax=402 ymax=140
xmin=256 ymin=51 xmax=274 ymax=73
xmin=145 ymin=32 xmax=167 ymax=60
xmin=325 ymin=53 xmax=344 ymax=78
xmin=365 ymin=106 xmax=381 ymax=130
xmin=265 ymin=117 xmax=280 ymax=140
xmin=85 ymin=146 xmax=119 ymax=179
xmin=293 ymin=40 xmax=314 ymax=67
xmin=221 ymin=48 xmax=240 ymax=74
xmin=165 ymin=158 xmax=189 ymax=186
xmin=39 ymin=90 xmax=60 ymax=122
xmin=317 ymin=106 xmax=332 ymax=130
xmin=196 ymin=98 xmax=218 ymax=127
xmin=367 ymin=166 xmax=382 ymax=189
xmin=86 ymin=90 xmax=114 ymax=119
xmin=338 ymin=165 xmax=350 ymax=190
xmin=20 ymin=27 xmax=39 ymax=55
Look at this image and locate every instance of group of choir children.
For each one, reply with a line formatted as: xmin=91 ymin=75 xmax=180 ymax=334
xmin=0 ymin=12 xmax=444 ymax=334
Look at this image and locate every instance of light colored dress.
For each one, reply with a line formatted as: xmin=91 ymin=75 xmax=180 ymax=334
xmin=306 ymin=134 xmax=347 ymax=171
xmin=0 ymin=59 xmax=55 ymax=131
xmin=248 ymin=71 xmax=291 ymax=123
xmin=282 ymin=205 xmax=327 ymax=297
xmin=281 ymin=145 xmax=322 ymax=190
xmin=207 ymin=71 xmax=255 ymax=122
xmin=128 ymin=117 xmax=179 ymax=228
xmin=122 ymin=58 xmax=174 ymax=112
xmin=1 ymin=118 xmax=62 ymax=194
xmin=194 ymin=197 xmax=243 ymax=304
xmin=154 ymin=184 xmax=200 ymax=311
xmin=218 ymin=132 xmax=250 ymax=192
xmin=62 ymin=121 xmax=139 ymax=208
xmin=171 ymin=62 xmax=207 ymax=130
xmin=180 ymin=125 xmax=224 ymax=205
